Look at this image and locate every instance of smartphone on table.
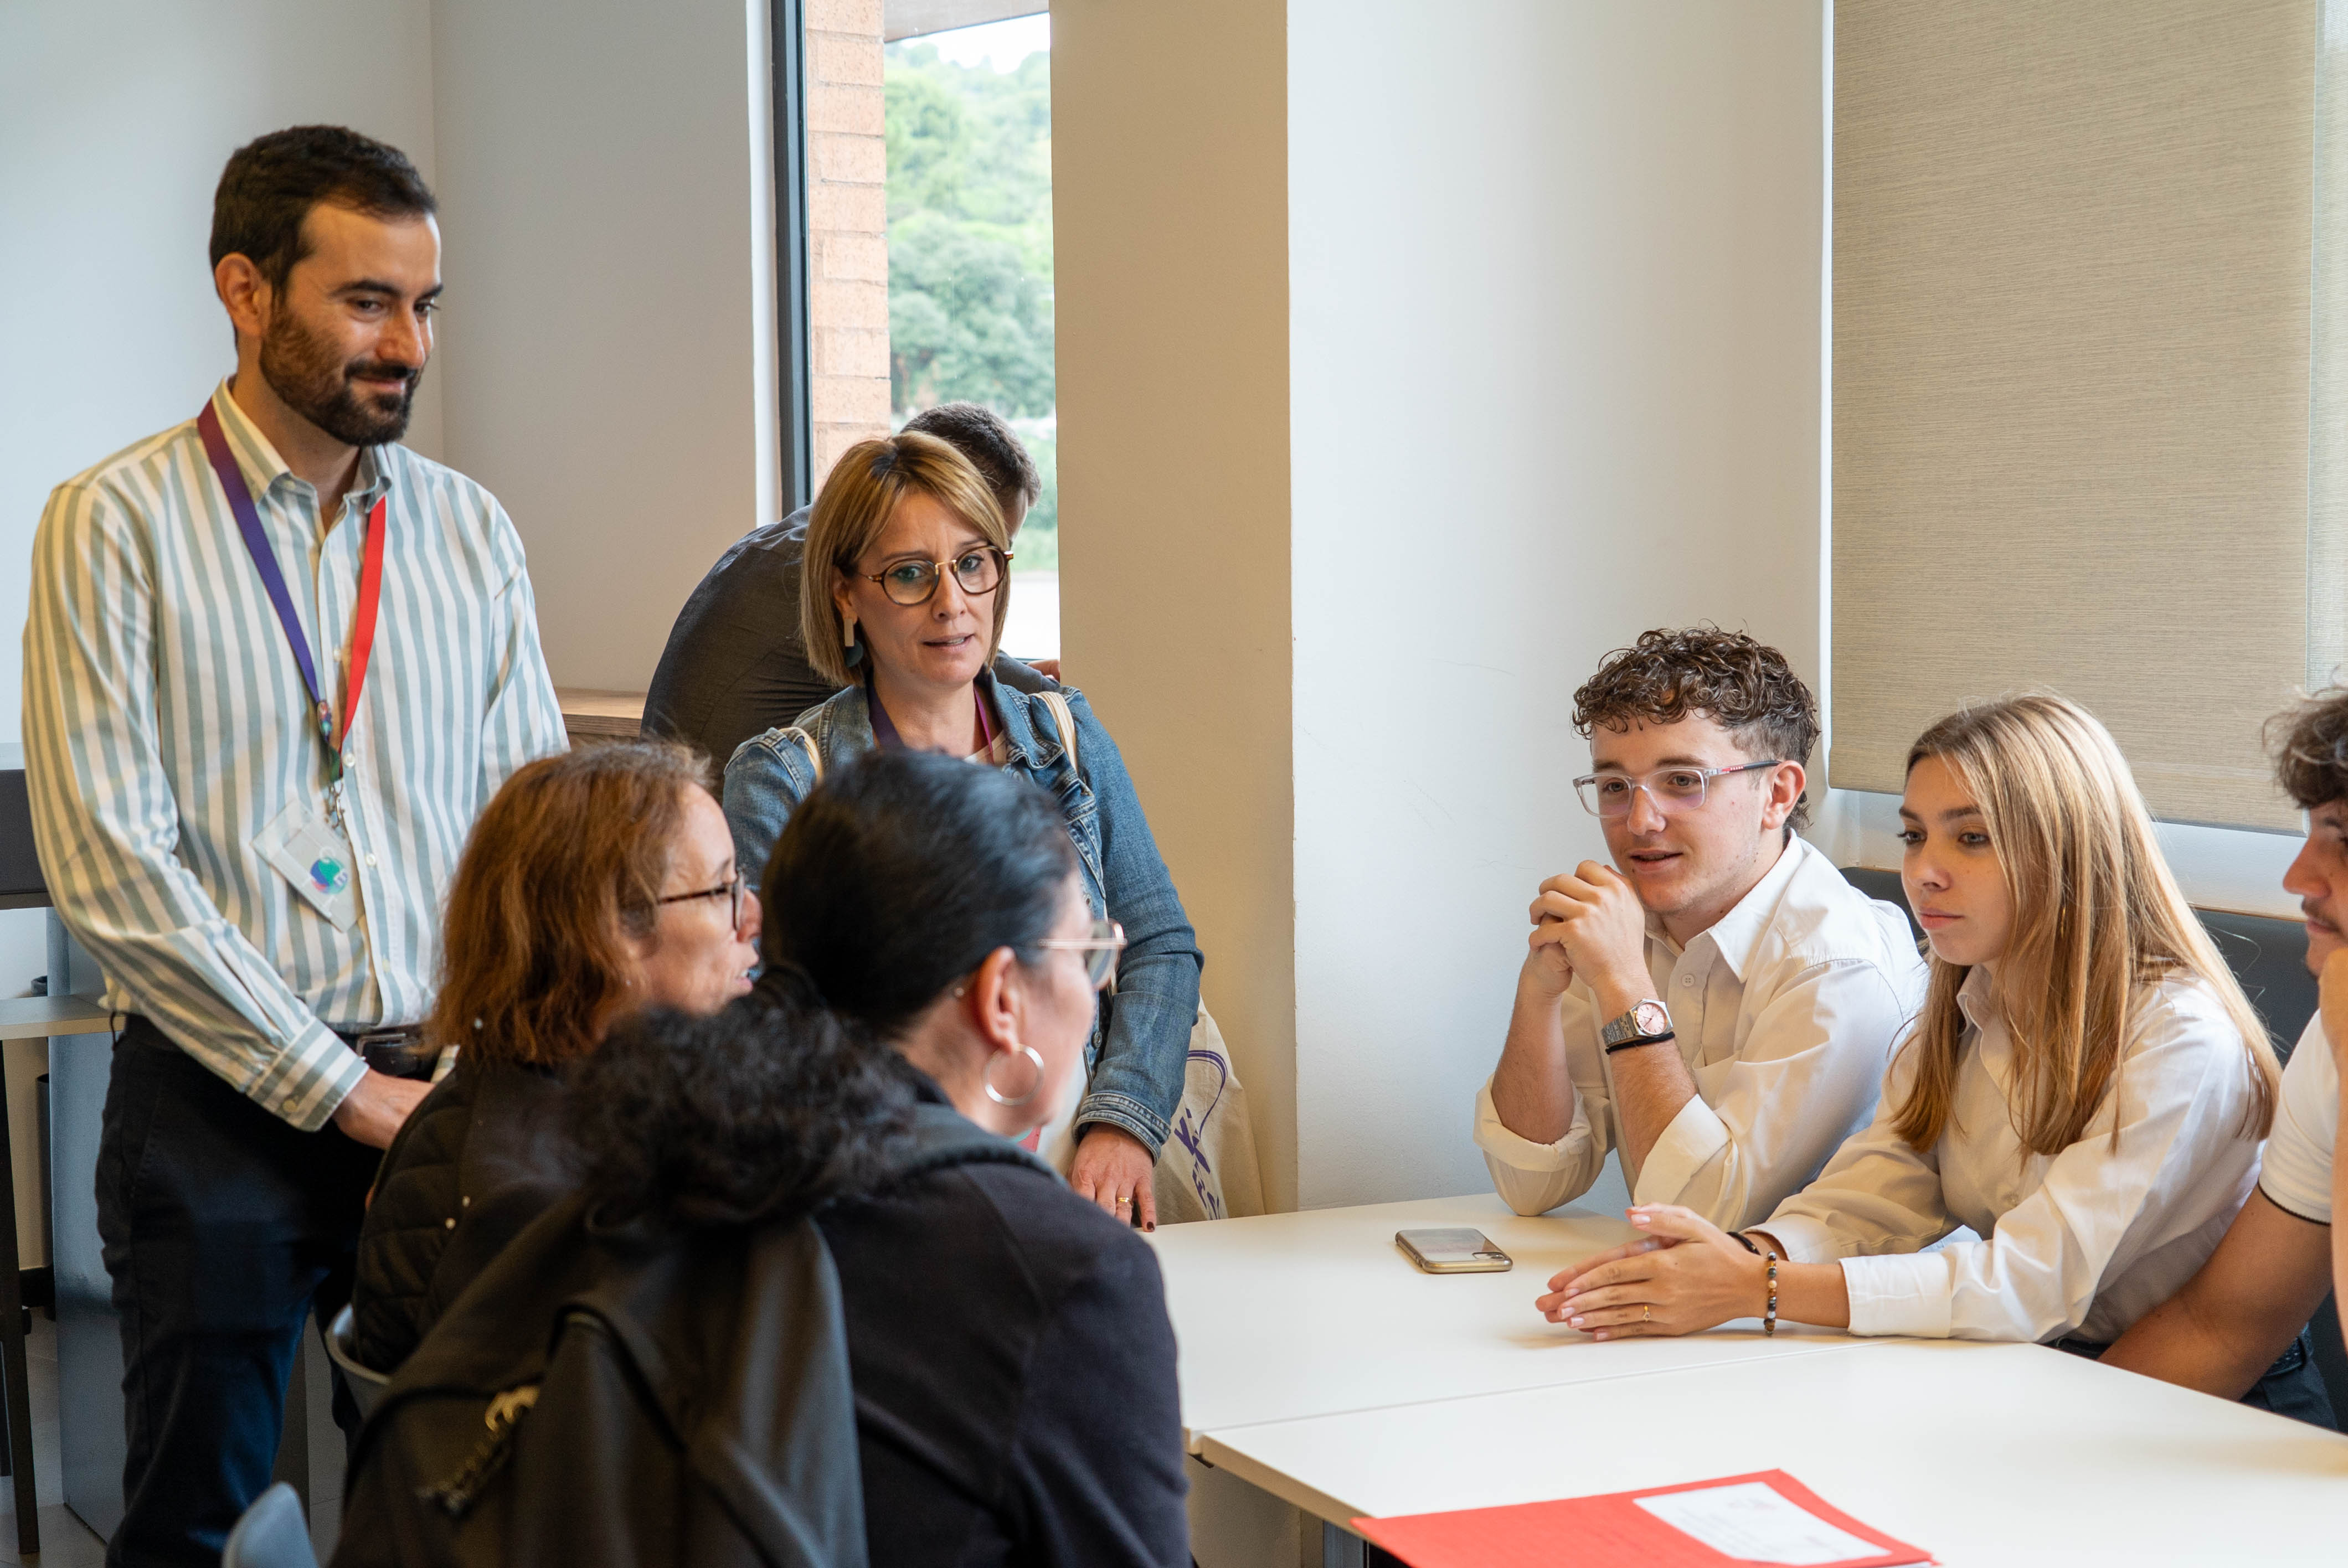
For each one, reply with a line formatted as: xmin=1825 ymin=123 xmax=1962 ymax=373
xmin=1396 ymin=1227 xmax=1513 ymax=1273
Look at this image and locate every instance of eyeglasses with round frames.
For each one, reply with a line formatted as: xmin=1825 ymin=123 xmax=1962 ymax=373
xmin=655 ymin=871 xmax=751 ymax=932
xmin=1572 ymin=760 xmax=1784 ymax=819
xmin=861 ymin=545 xmax=1011 ymax=608
xmin=1037 ymin=919 xmax=1126 ymax=989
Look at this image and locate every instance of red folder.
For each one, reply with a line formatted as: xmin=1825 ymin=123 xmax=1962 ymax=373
xmin=1351 ymin=1469 xmax=1932 ymax=1567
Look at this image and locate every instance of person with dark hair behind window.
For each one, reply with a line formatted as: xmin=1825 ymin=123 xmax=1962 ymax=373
xmin=22 ymin=124 xmax=566 ymax=1564
xmin=641 ymin=401 xmax=1059 ymax=775
xmin=347 ymin=740 xmax=760 ymax=1374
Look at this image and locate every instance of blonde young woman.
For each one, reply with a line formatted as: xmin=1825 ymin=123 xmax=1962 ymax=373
xmin=1539 ymin=695 xmax=2287 ymax=1375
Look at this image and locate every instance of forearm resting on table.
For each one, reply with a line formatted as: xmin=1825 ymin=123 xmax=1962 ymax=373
xmin=1490 ymin=978 xmax=1575 ymax=1143
xmin=1745 ymin=1230 xmax=1852 ymax=1331
xmin=2103 ymin=1192 xmax=2332 ymax=1398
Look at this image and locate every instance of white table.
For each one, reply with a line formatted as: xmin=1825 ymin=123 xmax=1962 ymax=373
xmin=1146 ymin=1193 xmax=1868 ymax=1451
xmin=1198 ymin=1338 xmax=2348 ymax=1565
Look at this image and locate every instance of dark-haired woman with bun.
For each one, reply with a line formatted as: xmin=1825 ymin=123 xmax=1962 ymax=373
xmin=347 ymin=740 xmax=760 ymax=1373
xmin=704 ymin=748 xmax=1187 ymax=1565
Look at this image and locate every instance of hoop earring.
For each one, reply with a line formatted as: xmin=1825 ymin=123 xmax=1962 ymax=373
xmin=982 ymin=1044 xmax=1047 ymax=1107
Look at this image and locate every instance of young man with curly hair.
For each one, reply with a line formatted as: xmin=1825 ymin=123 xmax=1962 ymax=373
xmin=1475 ymin=628 xmax=1927 ymax=1227
xmin=2103 ymin=689 xmax=2348 ymax=1418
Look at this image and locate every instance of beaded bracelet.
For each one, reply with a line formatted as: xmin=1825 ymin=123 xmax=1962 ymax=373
xmin=1763 ymin=1252 xmax=1780 ymax=1337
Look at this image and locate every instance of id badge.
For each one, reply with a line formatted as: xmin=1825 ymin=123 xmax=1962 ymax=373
xmin=255 ymin=796 xmax=360 ymax=930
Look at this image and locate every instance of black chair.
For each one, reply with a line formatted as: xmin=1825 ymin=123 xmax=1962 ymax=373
xmin=222 ymin=1482 xmax=317 ymax=1568
xmin=1839 ymin=864 xmax=2348 ymax=1418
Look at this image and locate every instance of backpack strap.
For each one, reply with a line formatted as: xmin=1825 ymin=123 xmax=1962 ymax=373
xmin=1036 ymin=689 xmax=1079 ymax=774
xmin=778 ymin=725 xmax=822 ymax=785
xmin=883 ymin=1101 xmax=1059 ymax=1186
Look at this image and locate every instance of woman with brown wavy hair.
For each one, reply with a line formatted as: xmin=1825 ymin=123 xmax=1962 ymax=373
xmin=1538 ymin=697 xmax=2314 ymax=1410
xmin=347 ymin=739 xmax=760 ymax=1371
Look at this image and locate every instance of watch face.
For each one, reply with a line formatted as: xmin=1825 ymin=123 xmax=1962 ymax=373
xmin=1633 ymin=1000 xmax=1671 ymax=1036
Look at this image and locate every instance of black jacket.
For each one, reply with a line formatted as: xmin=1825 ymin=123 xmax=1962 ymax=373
xmin=349 ymin=1055 xmax=574 ymax=1373
xmin=815 ymin=1081 xmax=1188 ymax=1565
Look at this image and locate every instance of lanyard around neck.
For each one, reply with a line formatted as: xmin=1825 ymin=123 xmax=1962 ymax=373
xmin=196 ymin=401 xmax=387 ymax=786
xmin=866 ymin=666 xmax=995 ymax=755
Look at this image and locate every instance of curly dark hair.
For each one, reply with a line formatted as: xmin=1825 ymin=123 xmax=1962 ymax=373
xmin=2268 ymin=687 xmax=2348 ymax=809
xmin=1572 ymin=626 xmax=1820 ymax=831
xmin=211 ymin=126 xmax=435 ymax=293
xmin=567 ymin=973 xmax=917 ymax=1233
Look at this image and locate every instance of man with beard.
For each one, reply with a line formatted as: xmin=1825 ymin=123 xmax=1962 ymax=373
xmin=22 ymin=125 xmax=565 ymax=1563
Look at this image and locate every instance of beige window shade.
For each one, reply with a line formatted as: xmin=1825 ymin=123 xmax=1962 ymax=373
xmin=1832 ymin=0 xmax=2322 ymax=829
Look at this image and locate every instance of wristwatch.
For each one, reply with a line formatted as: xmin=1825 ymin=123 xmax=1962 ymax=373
xmin=1600 ymin=999 xmax=1675 ymax=1054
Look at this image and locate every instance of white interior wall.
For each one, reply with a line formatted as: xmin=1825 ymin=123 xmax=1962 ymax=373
xmin=1288 ymin=0 xmax=1827 ymax=1209
xmin=428 ymin=0 xmax=776 ymax=693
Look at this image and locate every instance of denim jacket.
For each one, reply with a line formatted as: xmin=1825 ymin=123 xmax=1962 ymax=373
xmin=722 ymin=670 xmax=1204 ymax=1157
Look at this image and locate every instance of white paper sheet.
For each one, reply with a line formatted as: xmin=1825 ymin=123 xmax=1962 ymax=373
xmin=1633 ymin=1481 xmax=1886 ymax=1565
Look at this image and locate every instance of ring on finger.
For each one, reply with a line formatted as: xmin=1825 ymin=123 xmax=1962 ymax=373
xmin=1642 ymin=1303 xmax=1651 ymax=1323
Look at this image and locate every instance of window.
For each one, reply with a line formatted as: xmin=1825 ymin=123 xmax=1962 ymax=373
xmin=884 ymin=12 xmax=1058 ymax=660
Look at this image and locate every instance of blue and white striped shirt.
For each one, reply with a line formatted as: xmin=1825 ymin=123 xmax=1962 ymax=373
xmin=23 ymin=381 xmax=567 ymax=1130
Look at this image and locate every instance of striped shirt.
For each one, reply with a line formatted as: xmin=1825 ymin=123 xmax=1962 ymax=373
xmin=23 ymin=380 xmax=566 ymax=1131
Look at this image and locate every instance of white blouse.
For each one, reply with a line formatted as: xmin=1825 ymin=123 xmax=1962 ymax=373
xmin=1759 ymin=967 xmax=2265 ymax=1344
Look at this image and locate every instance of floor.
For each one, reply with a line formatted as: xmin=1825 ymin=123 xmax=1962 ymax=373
xmin=0 ymin=1315 xmax=107 ymax=1565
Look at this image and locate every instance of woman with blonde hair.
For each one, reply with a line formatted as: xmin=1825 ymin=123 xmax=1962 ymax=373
xmin=723 ymin=432 xmax=1201 ymax=1228
xmin=1539 ymin=696 xmax=2301 ymax=1396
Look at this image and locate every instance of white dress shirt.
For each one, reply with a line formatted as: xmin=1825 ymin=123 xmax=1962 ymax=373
xmin=23 ymin=382 xmax=567 ymax=1129
xmin=1474 ymin=835 xmax=1928 ymax=1228
xmin=1760 ymin=968 xmax=2267 ymax=1344
xmin=2259 ymin=1013 xmax=2337 ymax=1225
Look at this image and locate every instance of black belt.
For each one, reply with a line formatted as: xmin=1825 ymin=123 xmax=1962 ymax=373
xmin=334 ymin=1025 xmax=434 ymax=1080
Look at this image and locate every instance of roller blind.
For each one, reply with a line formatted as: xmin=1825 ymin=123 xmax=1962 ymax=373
xmin=1832 ymin=0 xmax=2324 ymax=829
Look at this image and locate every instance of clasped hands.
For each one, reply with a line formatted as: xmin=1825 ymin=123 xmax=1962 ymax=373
xmin=1535 ymin=1205 xmax=1768 ymax=1340
xmin=1523 ymin=861 xmax=1650 ymax=1007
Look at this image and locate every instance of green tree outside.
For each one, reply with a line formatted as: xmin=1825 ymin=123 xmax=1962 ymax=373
xmin=885 ymin=38 xmax=1057 ymax=564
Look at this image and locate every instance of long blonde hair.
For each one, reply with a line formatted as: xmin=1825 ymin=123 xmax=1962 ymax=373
xmin=800 ymin=431 xmax=1012 ymax=688
xmin=1891 ymin=695 xmax=2277 ymax=1156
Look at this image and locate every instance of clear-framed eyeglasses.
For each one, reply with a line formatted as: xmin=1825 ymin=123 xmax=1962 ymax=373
xmin=655 ymin=871 xmax=752 ymax=932
xmin=862 ymin=545 xmax=1011 ymax=607
xmin=1572 ymin=760 xmax=1784 ymax=819
xmin=1037 ymin=919 xmax=1126 ymax=989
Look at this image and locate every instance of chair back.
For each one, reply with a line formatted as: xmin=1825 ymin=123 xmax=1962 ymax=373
xmin=326 ymin=1303 xmax=393 ymax=1420
xmin=223 ymin=1482 xmax=317 ymax=1568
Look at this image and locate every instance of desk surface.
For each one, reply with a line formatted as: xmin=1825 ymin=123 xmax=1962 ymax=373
xmin=1199 ymin=1338 xmax=2348 ymax=1565
xmin=1146 ymin=1193 xmax=1866 ymax=1449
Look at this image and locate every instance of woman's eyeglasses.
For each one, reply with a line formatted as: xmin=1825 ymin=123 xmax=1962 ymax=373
xmin=861 ymin=546 xmax=1011 ymax=607
xmin=656 ymin=871 xmax=751 ymax=932
xmin=1037 ymin=919 xmax=1126 ymax=989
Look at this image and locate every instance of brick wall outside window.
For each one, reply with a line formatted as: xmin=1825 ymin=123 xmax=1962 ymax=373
xmin=805 ymin=0 xmax=893 ymax=488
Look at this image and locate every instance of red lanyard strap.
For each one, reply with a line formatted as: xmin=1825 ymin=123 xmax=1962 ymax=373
xmin=196 ymin=402 xmax=387 ymax=783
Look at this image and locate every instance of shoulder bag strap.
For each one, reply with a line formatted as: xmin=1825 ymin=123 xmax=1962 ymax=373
xmin=1036 ymin=690 xmax=1079 ymax=773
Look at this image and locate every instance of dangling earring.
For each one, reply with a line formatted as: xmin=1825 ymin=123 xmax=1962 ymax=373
xmin=982 ymin=1043 xmax=1047 ymax=1107
xmin=843 ymin=616 xmax=864 ymax=669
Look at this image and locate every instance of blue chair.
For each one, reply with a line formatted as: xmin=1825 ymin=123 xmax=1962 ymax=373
xmin=1840 ymin=863 xmax=2348 ymax=1419
xmin=223 ymin=1482 xmax=316 ymax=1568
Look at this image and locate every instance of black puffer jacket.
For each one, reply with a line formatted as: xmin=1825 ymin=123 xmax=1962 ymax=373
xmin=349 ymin=1055 xmax=575 ymax=1373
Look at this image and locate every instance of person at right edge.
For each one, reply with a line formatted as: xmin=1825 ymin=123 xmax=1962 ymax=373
xmin=1475 ymin=628 xmax=1928 ymax=1229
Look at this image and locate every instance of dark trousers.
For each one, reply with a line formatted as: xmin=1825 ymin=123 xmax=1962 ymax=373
xmin=96 ymin=1019 xmax=381 ymax=1567
xmin=2054 ymin=1327 xmax=2337 ymax=1430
